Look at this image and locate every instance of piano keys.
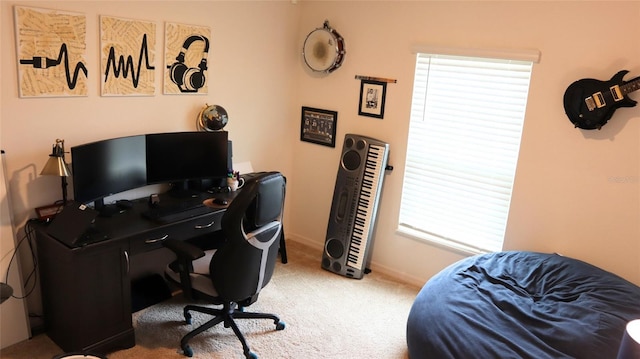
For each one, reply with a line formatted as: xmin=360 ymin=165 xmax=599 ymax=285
xmin=321 ymin=134 xmax=390 ymax=279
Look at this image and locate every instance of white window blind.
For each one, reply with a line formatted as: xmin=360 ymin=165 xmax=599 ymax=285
xmin=399 ymin=53 xmax=533 ymax=253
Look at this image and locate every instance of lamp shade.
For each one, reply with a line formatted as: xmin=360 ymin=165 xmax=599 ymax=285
xmin=41 ymin=155 xmax=71 ymax=177
xmin=40 ymin=139 xmax=72 ymax=204
xmin=617 ymin=319 xmax=640 ymax=359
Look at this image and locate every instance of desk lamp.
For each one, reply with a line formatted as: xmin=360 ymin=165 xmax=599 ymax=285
xmin=618 ymin=319 xmax=640 ymax=359
xmin=41 ymin=139 xmax=71 ymax=205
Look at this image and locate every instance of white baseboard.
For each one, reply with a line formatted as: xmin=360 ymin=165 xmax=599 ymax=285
xmin=284 ymin=232 xmax=424 ymax=288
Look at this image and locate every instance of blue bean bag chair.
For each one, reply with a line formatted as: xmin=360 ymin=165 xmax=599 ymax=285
xmin=406 ymin=251 xmax=640 ymax=358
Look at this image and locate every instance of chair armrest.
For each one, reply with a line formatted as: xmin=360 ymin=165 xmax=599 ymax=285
xmin=163 ymin=238 xmax=206 ymax=300
xmin=163 ymin=238 xmax=205 ymax=261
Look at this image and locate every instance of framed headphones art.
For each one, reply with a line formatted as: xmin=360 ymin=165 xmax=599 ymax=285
xmin=164 ymin=22 xmax=211 ymax=95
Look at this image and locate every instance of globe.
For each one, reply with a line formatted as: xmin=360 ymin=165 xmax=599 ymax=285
xmin=198 ymin=104 xmax=228 ymax=131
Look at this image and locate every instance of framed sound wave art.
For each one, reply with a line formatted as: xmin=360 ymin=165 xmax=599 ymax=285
xmin=300 ymin=106 xmax=338 ymax=148
xmin=14 ymin=6 xmax=88 ymax=97
xmin=164 ymin=22 xmax=211 ymax=95
xmin=100 ymin=16 xmax=156 ymax=96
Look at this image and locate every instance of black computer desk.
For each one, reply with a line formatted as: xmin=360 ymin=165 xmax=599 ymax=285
xmin=31 ymin=190 xmax=287 ymax=354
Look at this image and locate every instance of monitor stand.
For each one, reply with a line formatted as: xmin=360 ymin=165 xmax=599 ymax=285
xmin=167 ymin=181 xmax=201 ymax=199
xmin=94 ymin=199 xmax=120 ymax=217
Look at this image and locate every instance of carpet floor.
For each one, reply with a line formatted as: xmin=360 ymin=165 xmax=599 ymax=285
xmin=1 ymin=240 xmax=421 ymax=359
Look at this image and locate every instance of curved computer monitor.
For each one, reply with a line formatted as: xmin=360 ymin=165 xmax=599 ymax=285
xmin=145 ymin=131 xmax=229 ymax=192
xmin=71 ymin=135 xmax=147 ymax=214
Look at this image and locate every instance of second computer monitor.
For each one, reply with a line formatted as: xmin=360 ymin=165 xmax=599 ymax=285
xmin=145 ymin=131 xmax=229 ymax=185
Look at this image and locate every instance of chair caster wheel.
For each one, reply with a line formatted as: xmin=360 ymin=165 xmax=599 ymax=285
xmin=275 ymin=321 xmax=286 ymax=330
xmin=245 ymin=352 xmax=258 ymax=359
xmin=181 ymin=344 xmax=193 ymax=357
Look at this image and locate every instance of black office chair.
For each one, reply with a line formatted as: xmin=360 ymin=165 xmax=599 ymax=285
xmin=163 ymin=171 xmax=286 ymax=359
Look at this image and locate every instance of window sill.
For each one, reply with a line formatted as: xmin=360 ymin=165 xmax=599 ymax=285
xmin=396 ymin=225 xmax=489 ymax=257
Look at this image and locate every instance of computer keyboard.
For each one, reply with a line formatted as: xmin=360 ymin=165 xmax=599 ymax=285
xmin=141 ymin=200 xmax=211 ymax=222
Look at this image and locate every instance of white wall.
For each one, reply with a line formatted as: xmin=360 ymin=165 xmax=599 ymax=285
xmin=1 ymin=1 xmax=639 ymax=339
xmin=289 ymin=1 xmax=640 ymax=287
xmin=1 ymin=152 xmax=30 ymax=348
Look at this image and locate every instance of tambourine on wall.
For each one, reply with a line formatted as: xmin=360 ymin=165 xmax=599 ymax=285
xmin=302 ymin=20 xmax=346 ymax=74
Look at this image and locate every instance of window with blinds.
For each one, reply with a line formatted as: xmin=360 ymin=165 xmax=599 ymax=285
xmin=398 ymin=52 xmax=534 ymax=254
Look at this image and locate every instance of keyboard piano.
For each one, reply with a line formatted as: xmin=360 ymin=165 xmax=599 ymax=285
xmin=322 ymin=134 xmax=390 ymax=279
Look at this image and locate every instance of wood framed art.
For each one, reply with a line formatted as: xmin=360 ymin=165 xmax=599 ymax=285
xmin=164 ymin=22 xmax=211 ymax=95
xmin=100 ymin=16 xmax=157 ymax=96
xmin=358 ymin=80 xmax=387 ymax=119
xmin=14 ymin=6 xmax=88 ymax=97
xmin=300 ymin=106 xmax=337 ymax=147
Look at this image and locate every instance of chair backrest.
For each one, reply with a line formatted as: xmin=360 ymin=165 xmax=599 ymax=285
xmin=210 ymin=171 xmax=286 ymax=303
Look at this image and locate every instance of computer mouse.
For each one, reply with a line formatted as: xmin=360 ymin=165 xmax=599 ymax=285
xmin=213 ymin=198 xmax=228 ymax=205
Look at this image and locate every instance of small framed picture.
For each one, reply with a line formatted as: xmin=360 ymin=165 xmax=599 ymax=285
xmin=300 ymin=107 xmax=337 ymax=147
xmin=35 ymin=203 xmax=64 ymax=220
xmin=358 ymin=80 xmax=387 ymax=119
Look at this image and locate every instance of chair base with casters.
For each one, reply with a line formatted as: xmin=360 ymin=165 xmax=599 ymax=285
xmin=165 ymin=237 xmax=286 ymax=359
xmin=179 ymin=301 xmax=285 ymax=358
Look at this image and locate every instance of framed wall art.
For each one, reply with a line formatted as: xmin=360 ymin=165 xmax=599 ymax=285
xmin=358 ymin=80 xmax=387 ymax=119
xmin=100 ymin=16 xmax=156 ymax=96
xmin=164 ymin=22 xmax=211 ymax=95
xmin=14 ymin=6 xmax=88 ymax=97
xmin=300 ymin=106 xmax=337 ymax=148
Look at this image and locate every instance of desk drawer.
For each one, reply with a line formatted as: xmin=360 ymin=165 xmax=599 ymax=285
xmin=129 ymin=211 xmax=223 ymax=255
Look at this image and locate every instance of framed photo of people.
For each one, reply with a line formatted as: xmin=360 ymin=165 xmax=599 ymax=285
xmin=300 ymin=106 xmax=337 ymax=148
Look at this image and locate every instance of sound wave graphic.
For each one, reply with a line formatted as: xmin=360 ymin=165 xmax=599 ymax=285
xmin=104 ymin=34 xmax=155 ymax=88
xmin=19 ymin=43 xmax=88 ymax=90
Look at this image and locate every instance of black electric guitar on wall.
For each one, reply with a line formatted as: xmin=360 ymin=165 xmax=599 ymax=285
xmin=563 ymin=70 xmax=640 ymax=130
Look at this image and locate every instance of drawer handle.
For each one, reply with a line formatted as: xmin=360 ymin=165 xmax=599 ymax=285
xmin=145 ymin=234 xmax=169 ymax=244
xmin=195 ymin=221 xmax=215 ymax=229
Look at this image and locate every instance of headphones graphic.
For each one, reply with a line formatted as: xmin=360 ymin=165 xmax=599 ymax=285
xmin=168 ymin=35 xmax=209 ymax=92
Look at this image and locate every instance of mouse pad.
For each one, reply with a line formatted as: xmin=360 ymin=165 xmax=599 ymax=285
xmin=203 ymin=198 xmax=230 ymax=208
xmin=46 ymin=202 xmax=99 ymax=248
